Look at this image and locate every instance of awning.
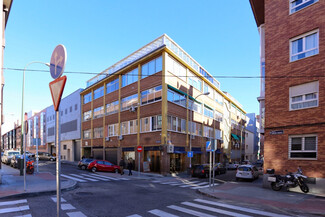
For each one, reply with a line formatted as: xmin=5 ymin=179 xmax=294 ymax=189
xmin=216 ymin=149 xmax=221 ymax=154
xmin=231 ymin=134 xmax=239 ymax=140
xmin=122 ymin=147 xmax=134 ymax=152
xmin=174 ymin=146 xmax=186 ymax=154
xmin=167 ymin=85 xmax=187 ymax=96
xmin=191 ymin=147 xmax=202 ymax=154
xmin=144 ymin=146 xmax=160 ymax=151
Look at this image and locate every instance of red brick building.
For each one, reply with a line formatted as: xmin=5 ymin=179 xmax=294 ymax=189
xmin=250 ymin=0 xmax=325 ymax=190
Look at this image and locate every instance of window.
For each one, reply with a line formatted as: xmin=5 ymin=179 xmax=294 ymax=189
xmin=167 ymin=88 xmax=186 ymax=107
xmin=215 ymin=90 xmax=223 ymax=105
xmin=108 ymin=124 xmax=118 ymax=136
xmin=188 ymin=100 xmax=202 ymax=114
xmin=141 ymin=56 xmax=162 ymax=79
xmin=83 ymin=111 xmax=92 ymax=121
xmin=214 ymin=110 xmax=223 ymax=122
xmin=290 ymin=30 xmax=318 ymax=62
xmin=129 ymin=120 xmax=138 ymax=134
xmin=106 ymin=101 xmax=119 ymax=115
xmin=289 ymin=81 xmax=318 ymax=110
xmin=204 ymin=105 xmax=214 ymax=118
xmin=94 ymin=86 xmax=104 ymax=100
xmin=152 ymin=115 xmax=162 ymax=131
xmin=203 ymin=83 xmax=212 ymax=98
xmin=141 ymin=117 xmax=150 ymax=132
xmin=84 ymin=93 xmax=92 ymax=104
xmin=93 ymin=127 xmax=103 ymax=138
xmin=63 ymin=145 xmax=67 ymax=150
xmin=70 ymin=106 xmax=72 ymax=113
xmin=93 ymin=106 xmax=104 ymax=118
xmin=75 ymin=104 xmax=78 ymax=111
xmin=121 ymin=94 xmax=138 ymax=111
xmin=65 ymin=109 xmax=67 ymax=114
xmin=188 ymin=71 xmax=202 ymax=91
xmin=203 ymin=126 xmax=214 ymax=138
xmin=188 ymin=121 xmax=202 ymax=136
xmin=83 ymin=129 xmax=91 ymax=139
xmin=122 ymin=68 xmax=138 ymax=87
xmin=289 ymin=134 xmax=317 ymax=159
xmin=106 ymin=78 xmax=119 ymax=94
xmin=290 ymin=0 xmax=318 ymax=14
xmin=141 ymin=86 xmax=162 ymax=105
xmin=121 ymin=122 xmax=129 ymax=135
xmin=167 ymin=55 xmax=187 ymax=80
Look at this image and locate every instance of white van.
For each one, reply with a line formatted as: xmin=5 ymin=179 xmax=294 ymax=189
xmin=2 ymin=150 xmax=20 ymax=164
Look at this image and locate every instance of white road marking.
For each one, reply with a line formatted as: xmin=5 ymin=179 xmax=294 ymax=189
xmin=0 ymin=199 xmax=27 ymax=206
xmin=67 ymin=211 xmax=87 ymax=217
xmin=194 ymin=199 xmax=290 ymax=217
xmin=191 ymin=184 xmax=211 ymax=189
xmin=14 ymin=214 xmax=32 ymax=217
xmin=148 ymin=209 xmax=179 ymax=217
xmin=61 ymin=174 xmax=87 ymax=182
xmin=51 ymin=197 xmax=67 ymax=203
xmin=0 ymin=205 xmax=29 ymax=214
xmin=126 ymin=215 xmax=142 ymax=217
xmin=69 ymin=174 xmax=99 ymax=181
xmin=61 ymin=203 xmax=76 ymax=210
xmin=80 ymin=173 xmax=111 ymax=181
xmin=182 ymin=201 xmax=252 ymax=217
xmin=167 ymin=205 xmax=215 ymax=217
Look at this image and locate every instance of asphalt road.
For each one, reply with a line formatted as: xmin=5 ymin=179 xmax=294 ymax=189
xmin=0 ymin=162 xmax=288 ymax=217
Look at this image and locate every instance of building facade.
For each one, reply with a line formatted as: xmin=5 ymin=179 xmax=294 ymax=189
xmin=250 ymin=0 xmax=325 ymax=192
xmin=81 ymin=34 xmax=246 ymax=174
xmin=245 ymin=113 xmax=260 ymax=162
xmin=46 ymin=89 xmax=82 ymax=161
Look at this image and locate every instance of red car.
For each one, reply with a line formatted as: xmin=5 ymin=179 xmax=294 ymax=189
xmin=87 ymin=160 xmax=120 ymax=173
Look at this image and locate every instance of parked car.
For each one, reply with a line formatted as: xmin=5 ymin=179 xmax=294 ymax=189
xmin=10 ymin=155 xmax=33 ymax=168
xmin=87 ymin=160 xmax=120 ymax=173
xmin=2 ymin=150 xmax=20 ymax=164
xmin=226 ymin=162 xmax=239 ymax=170
xmin=191 ymin=164 xmax=209 ymax=178
xmin=236 ymin=165 xmax=259 ymax=181
xmin=37 ymin=152 xmax=56 ymax=161
xmin=25 ymin=151 xmax=35 ymax=158
xmin=253 ymin=161 xmax=264 ymax=175
xmin=214 ymin=163 xmax=227 ymax=175
xmin=78 ymin=158 xmax=94 ymax=170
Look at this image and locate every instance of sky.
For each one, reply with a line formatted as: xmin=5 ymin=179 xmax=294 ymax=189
xmin=2 ymin=0 xmax=260 ymax=133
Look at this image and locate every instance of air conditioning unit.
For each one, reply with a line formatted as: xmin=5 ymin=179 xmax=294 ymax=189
xmin=167 ymin=144 xmax=174 ymax=153
xmin=129 ymin=106 xmax=137 ymax=112
xmin=85 ymin=141 xmax=88 ymax=146
xmin=118 ymin=135 xmax=124 ymax=140
xmin=105 ymin=137 xmax=110 ymax=141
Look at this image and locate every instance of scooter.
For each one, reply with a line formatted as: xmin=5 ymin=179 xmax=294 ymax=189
xmin=26 ymin=160 xmax=34 ymax=174
xmin=268 ymin=167 xmax=309 ymax=193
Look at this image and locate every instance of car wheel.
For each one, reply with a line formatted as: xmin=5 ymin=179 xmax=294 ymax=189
xmin=114 ymin=169 xmax=119 ymax=173
xmin=92 ymin=167 xmax=97 ymax=173
xmin=50 ymin=158 xmax=54 ymax=161
xmin=81 ymin=165 xmax=86 ymax=170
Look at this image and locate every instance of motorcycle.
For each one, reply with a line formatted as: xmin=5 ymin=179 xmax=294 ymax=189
xmin=26 ymin=160 xmax=34 ymax=174
xmin=268 ymin=167 xmax=309 ymax=193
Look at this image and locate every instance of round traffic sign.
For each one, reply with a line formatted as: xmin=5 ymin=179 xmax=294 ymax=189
xmin=50 ymin=44 xmax=67 ymax=79
xmin=137 ymin=146 xmax=143 ymax=153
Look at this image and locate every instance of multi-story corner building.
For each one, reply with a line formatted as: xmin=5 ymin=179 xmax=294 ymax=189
xmin=250 ymin=0 xmax=325 ymax=191
xmin=81 ymin=34 xmax=246 ymax=174
xmin=2 ymin=124 xmax=21 ymax=152
xmin=46 ymin=89 xmax=82 ymax=161
xmin=25 ymin=110 xmax=47 ymax=154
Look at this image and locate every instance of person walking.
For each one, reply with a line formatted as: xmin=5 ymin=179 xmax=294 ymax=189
xmin=127 ymin=159 xmax=133 ymax=176
xmin=119 ymin=157 xmax=125 ymax=175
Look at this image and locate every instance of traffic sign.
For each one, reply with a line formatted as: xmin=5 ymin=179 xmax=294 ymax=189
xmin=49 ymin=76 xmax=67 ymax=111
xmin=187 ymin=151 xmax=193 ymax=158
xmin=206 ymin=141 xmax=212 ymax=152
xmin=137 ymin=146 xmax=143 ymax=153
xmin=50 ymin=44 xmax=67 ymax=79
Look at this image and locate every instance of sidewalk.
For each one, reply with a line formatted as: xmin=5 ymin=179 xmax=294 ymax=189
xmin=0 ymin=164 xmax=77 ymax=199
xmin=198 ymin=181 xmax=325 ymax=216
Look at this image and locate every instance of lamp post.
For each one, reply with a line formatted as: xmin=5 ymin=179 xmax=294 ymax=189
xmin=189 ymin=92 xmax=210 ymax=169
xmin=20 ymin=61 xmax=50 ymax=191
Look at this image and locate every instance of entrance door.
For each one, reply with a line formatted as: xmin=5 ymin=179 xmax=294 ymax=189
xmin=144 ymin=150 xmax=160 ymax=173
xmin=67 ymin=149 xmax=71 ymax=161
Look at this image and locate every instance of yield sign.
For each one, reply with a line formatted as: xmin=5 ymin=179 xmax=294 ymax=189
xmin=49 ymin=76 xmax=67 ymax=111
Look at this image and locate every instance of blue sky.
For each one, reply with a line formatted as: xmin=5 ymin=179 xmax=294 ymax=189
xmin=2 ymin=0 xmax=260 ymax=133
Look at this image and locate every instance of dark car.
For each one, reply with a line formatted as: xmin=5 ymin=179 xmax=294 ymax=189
xmin=37 ymin=152 xmax=56 ymax=161
xmin=87 ymin=160 xmax=120 ymax=173
xmin=191 ymin=164 xmax=210 ymax=178
xmin=78 ymin=158 xmax=94 ymax=170
xmin=214 ymin=163 xmax=227 ymax=175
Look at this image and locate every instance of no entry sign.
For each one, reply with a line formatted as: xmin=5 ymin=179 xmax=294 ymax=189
xmin=137 ymin=146 xmax=143 ymax=153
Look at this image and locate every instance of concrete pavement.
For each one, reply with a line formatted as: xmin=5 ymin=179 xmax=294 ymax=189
xmin=0 ymin=164 xmax=77 ymax=199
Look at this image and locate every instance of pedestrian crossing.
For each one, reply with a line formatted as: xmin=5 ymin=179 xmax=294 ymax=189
xmin=151 ymin=179 xmax=213 ymax=190
xmin=0 ymin=198 xmax=31 ymax=217
xmin=50 ymin=196 xmax=87 ymax=217
xmin=61 ymin=173 xmax=130 ymax=183
xmin=127 ymin=198 xmax=291 ymax=217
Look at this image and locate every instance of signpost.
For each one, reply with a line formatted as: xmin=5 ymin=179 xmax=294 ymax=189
xmin=137 ymin=146 xmax=142 ymax=177
xmin=49 ymin=44 xmax=67 ymax=217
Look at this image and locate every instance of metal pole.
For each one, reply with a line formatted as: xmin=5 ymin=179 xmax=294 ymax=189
xmin=23 ymin=128 xmax=26 ymax=192
xmin=36 ymin=137 xmax=38 ymax=173
xmin=189 ymin=102 xmax=192 ymax=169
xmin=138 ymin=152 xmax=140 ymax=177
xmin=20 ymin=66 xmax=26 ymax=176
xmin=209 ymin=151 xmax=212 ymax=188
xmin=213 ymin=147 xmax=215 ymax=190
xmin=56 ymin=110 xmax=61 ymax=217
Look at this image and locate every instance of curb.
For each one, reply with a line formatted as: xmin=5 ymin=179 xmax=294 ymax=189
xmin=0 ymin=180 xmax=78 ymax=200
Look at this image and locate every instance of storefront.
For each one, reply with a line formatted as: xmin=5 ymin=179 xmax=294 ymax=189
xmin=191 ymin=147 xmax=202 ymax=165
xmin=144 ymin=146 xmax=161 ymax=173
xmin=170 ymin=146 xmax=186 ymax=172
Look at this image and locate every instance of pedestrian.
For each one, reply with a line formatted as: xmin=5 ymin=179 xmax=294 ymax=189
xmin=127 ymin=159 xmax=133 ymax=176
xmin=119 ymin=157 xmax=125 ymax=175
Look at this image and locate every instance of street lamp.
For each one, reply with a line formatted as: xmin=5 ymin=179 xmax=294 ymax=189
xmin=20 ymin=61 xmax=50 ymax=191
xmin=189 ymin=92 xmax=210 ymax=169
